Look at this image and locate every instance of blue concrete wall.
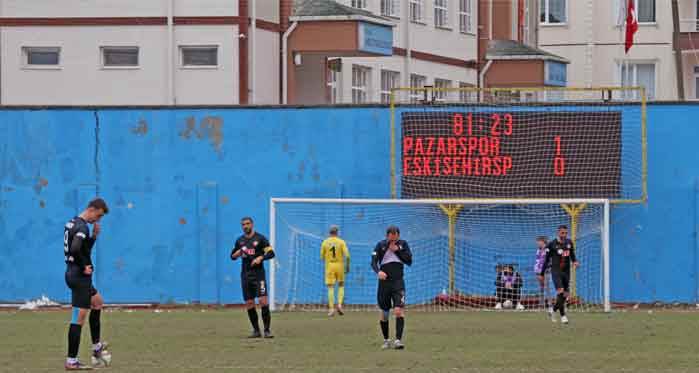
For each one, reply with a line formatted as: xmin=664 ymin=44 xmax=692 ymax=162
xmin=0 ymin=104 xmax=697 ymax=304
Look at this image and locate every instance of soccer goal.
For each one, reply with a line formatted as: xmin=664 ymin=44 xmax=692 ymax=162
xmin=269 ymin=198 xmax=610 ymax=313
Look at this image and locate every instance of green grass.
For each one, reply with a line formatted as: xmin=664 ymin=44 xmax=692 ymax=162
xmin=1 ymin=309 xmax=697 ymax=372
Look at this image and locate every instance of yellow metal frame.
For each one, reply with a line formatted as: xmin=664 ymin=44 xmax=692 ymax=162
xmin=439 ymin=204 xmax=463 ymax=295
xmin=389 ymin=86 xmax=648 ymax=204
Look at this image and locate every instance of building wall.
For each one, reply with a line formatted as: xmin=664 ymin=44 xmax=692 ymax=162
xmin=254 ymin=29 xmax=280 ymax=105
xmin=174 ymin=25 xmax=240 ymax=105
xmin=334 ymin=0 xmax=478 ymax=103
xmin=485 ymin=60 xmax=543 ymax=87
xmin=0 ymin=104 xmax=698 ymax=304
xmin=0 ymin=0 xmax=170 ymax=17
xmin=255 ymin=0 xmax=280 ymax=24
xmin=0 ymin=1 xmax=246 ymax=105
xmin=0 ymin=26 xmax=171 ymax=105
xmin=538 ymin=0 xmax=677 ymax=99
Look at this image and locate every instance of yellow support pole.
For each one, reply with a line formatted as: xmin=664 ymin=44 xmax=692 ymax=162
xmin=561 ymin=204 xmax=586 ymax=299
xmin=440 ymin=204 xmax=463 ymax=295
xmin=390 ymin=90 xmax=397 ymax=199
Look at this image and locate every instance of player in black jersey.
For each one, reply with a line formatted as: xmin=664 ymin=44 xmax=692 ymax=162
xmin=63 ymin=198 xmax=109 ymax=370
xmin=538 ymin=225 xmax=579 ymax=324
xmin=231 ymin=217 xmax=276 ymax=338
xmin=371 ymin=226 xmax=412 ymax=350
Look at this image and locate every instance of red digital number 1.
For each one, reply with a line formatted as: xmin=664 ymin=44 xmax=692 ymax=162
xmin=554 ymin=136 xmax=565 ymax=176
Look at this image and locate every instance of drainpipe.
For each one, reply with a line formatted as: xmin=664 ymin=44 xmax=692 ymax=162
xmin=479 ymin=59 xmax=492 ymax=101
xmin=282 ymin=21 xmax=298 ymax=104
xmin=167 ymin=0 xmax=175 ymax=105
xmin=250 ymin=0 xmax=256 ymax=104
xmin=404 ymin=6 xmax=411 ymax=90
xmin=672 ymin=0 xmax=685 ymax=100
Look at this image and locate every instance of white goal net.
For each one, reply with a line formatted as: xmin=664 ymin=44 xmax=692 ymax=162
xmin=270 ymin=198 xmax=610 ymax=312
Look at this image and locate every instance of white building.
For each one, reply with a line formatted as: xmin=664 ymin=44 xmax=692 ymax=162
xmin=0 ymin=0 xmax=479 ymax=106
xmin=537 ymin=0 xmax=676 ymax=100
xmin=0 ymin=0 xmax=284 ymax=105
xmin=323 ymin=0 xmax=478 ymax=104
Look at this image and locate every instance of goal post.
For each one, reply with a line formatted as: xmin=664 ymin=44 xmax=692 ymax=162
xmin=269 ymin=198 xmax=610 ymax=313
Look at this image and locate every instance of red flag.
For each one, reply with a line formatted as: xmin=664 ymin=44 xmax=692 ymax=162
xmin=625 ymin=0 xmax=638 ymax=53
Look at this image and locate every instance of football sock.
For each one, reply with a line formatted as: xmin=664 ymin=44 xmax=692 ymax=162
xmin=247 ymin=307 xmax=260 ymax=331
xmin=327 ymin=287 xmax=335 ymax=310
xmin=337 ymin=286 xmax=345 ymax=306
xmin=380 ymin=320 xmax=389 ymax=340
xmin=68 ymin=324 xmax=82 ymax=359
xmin=396 ymin=317 xmax=405 ymax=340
xmin=261 ymin=305 xmax=271 ymax=331
xmin=557 ymin=293 xmax=566 ymax=316
xmin=89 ymin=309 xmax=101 ymax=345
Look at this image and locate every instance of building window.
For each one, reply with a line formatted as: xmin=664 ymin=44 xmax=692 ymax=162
xmin=695 ymin=66 xmax=699 ymax=99
xmin=459 ymin=82 xmax=475 ymax=102
xmin=540 ymin=0 xmax=566 ymax=24
xmin=101 ymin=46 xmax=139 ymax=68
xmin=327 ymin=59 xmax=341 ymax=104
xmin=459 ymin=0 xmax=474 ymax=33
xmin=380 ymin=70 xmax=400 ymax=103
xmin=434 ymin=79 xmax=452 ymax=101
xmin=522 ymin=0 xmax=530 ymax=43
xmin=616 ymin=0 xmax=655 ymax=24
xmin=180 ymin=46 xmax=218 ymax=68
xmin=351 ymin=0 xmax=367 ymax=9
xmin=435 ymin=0 xmax=449 ymax=28
xmin=352 ymin=65 xmax=371 ymax=104
xmin=23 ymin=47 xmax=60 ymax=67
xmin=410 ymin=74 xmax=426 ymax=102
xmin=409 ymin=0 xmax=424 ymax=23
xmin=381 ymin=0 xmax=400 ymax=17
xmin=619 ymin=62 xmax=655 ymax=100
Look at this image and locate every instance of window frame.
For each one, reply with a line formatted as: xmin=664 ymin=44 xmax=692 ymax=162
xmin=409 ymin=73 xmax=427 ymax=102
xmin=459 ymin=0 xmax=474 ymax=34
xmin=540 ymin=0 xmax=567 ymax=25
xmin=434 ymin=78 xmax=452 ymax=102
xmin=618 ymin=61 xmax=657 ymax=100
xmin=179 ymin=45 xmax=219 ymax=69
xmin=100 ymin=46 xmax=140 ymax=69
xmin=381 ymin=0 xmax=400 ymax=18
xmin=22 ymin=46 xmax=61 ymax=69
xmin=351 ymin=0 xmax=367 ymax=9
xmin=380 ymin=69 xmax=400 ymax=104
xmin=352 ymin=65 xmax=371 ymax=104
xmin=409 ymin=0 xmax=425 ymax=23
xmin=614 ymin=0 xmax=656 ymax=26
xmin=434 ymin=0 xmax=450 ymax=29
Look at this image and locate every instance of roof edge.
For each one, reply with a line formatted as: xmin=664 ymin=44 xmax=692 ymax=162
xmin=288 ymin=14 xmax=396 ymax=27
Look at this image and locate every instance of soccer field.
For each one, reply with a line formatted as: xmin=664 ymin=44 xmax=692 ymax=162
xmin=1 ymin=309 xmax=697 ymax=373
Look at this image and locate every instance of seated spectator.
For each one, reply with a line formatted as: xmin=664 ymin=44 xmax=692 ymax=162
xmin=495 ymin=264 xmax=524 ymax=310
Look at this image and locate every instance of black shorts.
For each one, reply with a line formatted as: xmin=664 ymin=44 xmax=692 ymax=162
xmin=241 ymin=272 xmax=268 ymax=301
xmin=65 ymin=271 xmax=97 ymax=309
xmin=551 ymin=272 xmax=570 ymax=292
xmin=377 ymin=279 xmax=406 ymax=311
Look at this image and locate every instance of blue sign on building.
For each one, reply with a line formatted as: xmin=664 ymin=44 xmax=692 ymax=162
xmin=358 ymin=21 xmax=393 ymax=56
xmin=545 ymin=61 xmax=567 ymax=86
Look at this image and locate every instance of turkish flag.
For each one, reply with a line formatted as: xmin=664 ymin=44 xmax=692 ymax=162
xmin=625 ymin=0 xmax=638 ymax=53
